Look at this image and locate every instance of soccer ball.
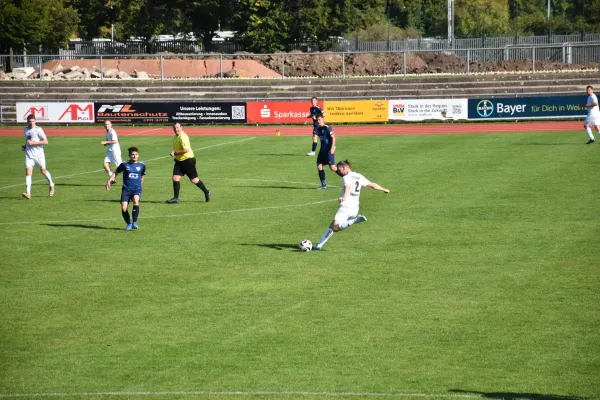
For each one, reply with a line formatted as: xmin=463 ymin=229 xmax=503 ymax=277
xmin=299 ymin=239 xmax=312 ymax=252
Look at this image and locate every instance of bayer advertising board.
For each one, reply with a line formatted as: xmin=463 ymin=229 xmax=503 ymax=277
xmin=468 ymin=96 xmax=587 ymax=120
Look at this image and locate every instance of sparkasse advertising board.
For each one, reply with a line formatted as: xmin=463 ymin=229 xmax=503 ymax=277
xmin=246 ymin=101 xmax=324 ymax=123
xmin=16 ymin=102 xmax=95 ymax=123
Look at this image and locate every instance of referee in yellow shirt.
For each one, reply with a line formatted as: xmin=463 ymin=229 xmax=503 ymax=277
xmin=166 ymin=123 xmax=212 ymax=204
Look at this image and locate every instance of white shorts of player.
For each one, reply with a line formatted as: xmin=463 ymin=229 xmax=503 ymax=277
xmin=584 ymin=114 xmax=600 ymax=126
xmin=334 ymin=205 xmax=359 ymax=223
xmin=25 ymin=154 xmax=46 ymax=169
xmin=104 ymin=150 xmax=122 ymax=166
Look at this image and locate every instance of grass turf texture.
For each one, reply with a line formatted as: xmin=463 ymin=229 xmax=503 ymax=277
xmin=0 ymin=131 xmax=598 ymax=400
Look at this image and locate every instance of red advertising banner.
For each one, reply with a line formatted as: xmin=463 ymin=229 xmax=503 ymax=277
xmin=247 ymin=101 xmax=324 ymax=124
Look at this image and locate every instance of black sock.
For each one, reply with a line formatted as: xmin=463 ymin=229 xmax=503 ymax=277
xmin=318 ymin=170 xmax=326 ymax=185
xmin=173 ymin=181 xmax=180 ymax=198
xmin=132 ymin=205 xmax=139 ymax=222
xmin=311 ymin=142 xmax=317 ymax=152
xmin=122 ymin=210 xmax=131 ymax=224
xmin=195 ymin=180 xmax=208 ymax=194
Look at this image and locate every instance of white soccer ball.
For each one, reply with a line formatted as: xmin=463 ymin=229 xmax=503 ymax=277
xmin=299 ymin=239 xmax=312 ymax=252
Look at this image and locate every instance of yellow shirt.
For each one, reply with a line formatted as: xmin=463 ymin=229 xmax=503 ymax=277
xmin=173 ymin=131 xmax=194 ymax=161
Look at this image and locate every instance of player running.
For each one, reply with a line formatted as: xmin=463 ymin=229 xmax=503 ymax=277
xmin=106 ymin=146 xmax=145 ymax=231
xmin=21 ymin=114 xmax=55 ymax=199
xmin=583 ymin=85 xmax=600 ymax=144
xmin=314 ymin=114 xmax=337 ymax=189
xmin=305 ymin=97 xmax=324 ymax=156
xmin=314 ymin=160 xmax=390 ymax=250
xmin=100 ymin=120 xmax=122 ymax=184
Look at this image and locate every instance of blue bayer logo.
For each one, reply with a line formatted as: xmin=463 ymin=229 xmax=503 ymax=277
xmin=476 ymin=100 xmax=494 ymax=117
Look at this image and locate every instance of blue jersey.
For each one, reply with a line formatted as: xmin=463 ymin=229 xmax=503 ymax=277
xmin=116 ymin=161 xmax=146 ymax=192
xmin=309 ymin=105 xmax=324 ymax=126
xmin=315 ymin=124 xmax=334 ymax=152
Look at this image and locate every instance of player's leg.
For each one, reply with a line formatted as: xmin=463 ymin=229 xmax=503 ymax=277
xmin=166 ymin=162 xmax=183 ymax=203
xmin=131 ymin=194 xmax=140 ymax=229
xmin=327 ymin=153 xmax=337 ymax=173
xmin=584 ymin=119 xmax=595 ymax=143
xmin=307 ymin=132 xmax=317 ymax=156
xmin=316 ymin=159 xmax=327 ymax=189
xmin=35 ymin=155 xmax=54 ymax=196
xmin=121 ymin=192 xmax=132 ymax=230
xmin=103 ymin=153 xmax=113 ymax=178
xmin=337 ymin=213 xmax=367 ymax=230
xmin=315 ymin=220 xmax=337 ymax=250
xmin=187 ymin=158 xmax=211 ymax=202
xmin=23 ymin=162 xmax=34 ymax=199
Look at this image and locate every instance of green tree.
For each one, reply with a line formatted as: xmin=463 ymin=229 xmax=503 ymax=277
xmin=180 ymin=0 xmax=232 ymax=52
xmin=0 ymin=0 xmax=79 ymax=54
xmin=231 ymin=0 xmax=290 ymax=53
xmin=455 ymin=0 xmax=510 ymax=37
xmin=119 ymin=0 xmax=179 ymax=43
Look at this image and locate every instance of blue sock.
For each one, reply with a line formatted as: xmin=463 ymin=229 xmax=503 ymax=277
xmin=311 ymin=142 xmax=317 ymax=152
xmin=132 ymin=205 xmax=139 ymax=222
xmin=318 ymin=170 xmax=326 ymax=186
xmin=122 ymin=210 xmax=131 ymax=224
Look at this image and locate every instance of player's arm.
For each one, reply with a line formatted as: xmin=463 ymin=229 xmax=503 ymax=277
xmin=329 ymin=131 xmax=335 ymax=154
xmin=101 ymin=140 xmax=118 ymax=145
xmin=106 ymin=163 xmax=124 ymax=190
xmin=339 ymin=184 xmax=351 ymax=203
xmin=27 ymin=134 xmax=48 ymax=146
xmin=367 ymin=182 xmax=390 ymax=194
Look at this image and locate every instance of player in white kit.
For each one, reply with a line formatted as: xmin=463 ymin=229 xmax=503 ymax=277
xmin=100 ymin=120 xmax=122 ymax=184
xmin=21 ymin=114 xmax=55 ymax=199
xmin=315 ymin=160 xmax=390 ymax=250
xmin=583 ymin=85 xmax=600 ymax=144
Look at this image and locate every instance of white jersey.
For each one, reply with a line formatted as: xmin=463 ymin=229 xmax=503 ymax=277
xmin=340 ymin=171 xmax=371 ymax=211
xmin=24 ymin=126 xmax=47 ymax=159
xmin=587 ymin=94 xmax=599 ymax=117
xmin=105 ymin=128 xmax=121 ymax=153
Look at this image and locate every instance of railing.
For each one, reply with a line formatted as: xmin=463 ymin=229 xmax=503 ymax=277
xmin=1 ymin=43 xmax=598 ymax=80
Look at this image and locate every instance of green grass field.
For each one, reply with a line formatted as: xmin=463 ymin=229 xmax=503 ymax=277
xmin=0 ymin=131 xmax=599 ymax=400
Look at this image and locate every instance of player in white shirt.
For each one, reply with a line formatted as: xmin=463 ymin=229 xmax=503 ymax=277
xmin=21 ymin=114 xmax=55 ymax=199
xmin=314 ymin=160 xmax=390 ymax=250
xmin=583 ymin=85 xmax=600 ymax=144
xmin=100 ymin=120 xmax=122 ymax=183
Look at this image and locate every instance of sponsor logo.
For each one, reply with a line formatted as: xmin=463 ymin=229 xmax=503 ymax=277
xmin=23 ymin=106 xmax=49 ymax=121
xmin=97 ymin=104 xmax=137 ymax=113
xmin=260 ymin=105 xmax=271 ymax=118
xmin=392 ymin=104 xmax=405 ymax=116
xmin=97 ymin=104 xmax=168 ymax=118
xmin=58 ymin=104 xmax=94 ymax=121
xmin=476 ymin=100 xmax=494 ymax=118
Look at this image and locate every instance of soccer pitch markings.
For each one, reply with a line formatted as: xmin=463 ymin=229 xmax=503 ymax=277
xmin=0 ymin=137 xmax=257 ymax=191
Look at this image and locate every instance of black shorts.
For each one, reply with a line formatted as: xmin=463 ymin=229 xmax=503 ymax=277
xmin=173 ymin=157 xmax=199 ymax=179
xmin=317 ymin=151 xmax=335 ymax=166
xmin=121 ymin=189 xmax=141 ymax=203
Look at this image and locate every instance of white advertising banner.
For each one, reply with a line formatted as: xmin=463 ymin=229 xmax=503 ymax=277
xmin=16 ymin=102 xmax=95 ymax=123
xmin=388 ymin=99 xmax=468 ymax=121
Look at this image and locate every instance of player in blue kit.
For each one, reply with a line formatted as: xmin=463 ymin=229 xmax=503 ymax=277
xmin=305 ymin=97 xmax=324 ymax=156
xmin=106 ymin=147 xmax=146 ymax=231
xmin=314 ymin=115 xmax=337 ymax=189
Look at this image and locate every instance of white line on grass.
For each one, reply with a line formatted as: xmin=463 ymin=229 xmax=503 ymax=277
xmin=0 ymin=390 xmax=494 ymax=398
xmin=0 ymin=199 xmax=336 ymax=226
xmin=0 ymin=137 xmax=257 ymax=191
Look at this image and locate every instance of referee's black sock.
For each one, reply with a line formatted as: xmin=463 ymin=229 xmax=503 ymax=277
xmin=312 ymin=142 xmax=317 ymax=152
xmin=122 ymin=210 xmax=131 ymax=224
xmin=195 ymin=180 xmax=209 ymax=194
xmin=173 ymin=181 xmax=181 ymax=199
xmin=132 ymin=205 xmax=139 ymax=222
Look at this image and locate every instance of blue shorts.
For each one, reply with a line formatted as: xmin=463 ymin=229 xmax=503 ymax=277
xmin=121 ymin=189 xmax=142 ymax=203
xmin=317 ymin=151 xmax=335 ymax=166
xmin=312 ymin=122 xmax=319 ymax=135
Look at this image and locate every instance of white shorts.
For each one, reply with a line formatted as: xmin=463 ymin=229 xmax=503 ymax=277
xmin=25 ymin=155 xmax=46 ymax=169
xmin=334 ymin=205 xmax=358 ymax=224
xmin=584 ymin=115 xmax=600 ymax=126
xmin=104 ymin=151 xmax=122 ymax=166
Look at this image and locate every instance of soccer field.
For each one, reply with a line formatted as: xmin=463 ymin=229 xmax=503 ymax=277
xmin=0 ymin=131 xmax=599 ymax=400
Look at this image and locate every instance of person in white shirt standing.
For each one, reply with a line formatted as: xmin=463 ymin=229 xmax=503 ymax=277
xmin=583 ymin=85 xmax=600 ymax=144
xmin=100 ymin=120 xmax=122 ymax=184
xmin=21 ymin=114 xmax=55 ymax=199
xmin=314 ymin=160 xmax=390 ymax=250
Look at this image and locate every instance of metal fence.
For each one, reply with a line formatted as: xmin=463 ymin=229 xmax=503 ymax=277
xmin=1 ymin=43 xmax=598 ymax=80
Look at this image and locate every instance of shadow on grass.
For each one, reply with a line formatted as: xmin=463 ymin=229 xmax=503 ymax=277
xmin=42 ymin=223 xmax=122 ymax=230
xmin=258 ymin=153 xmax=304 ymax=157
xmin=449 ymin=389 xmax=590 ymax=400
xmin=241 ymin=243 xmax=299 ymax=251
xmin=232 ymin=185 xmax=315 ymax=190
